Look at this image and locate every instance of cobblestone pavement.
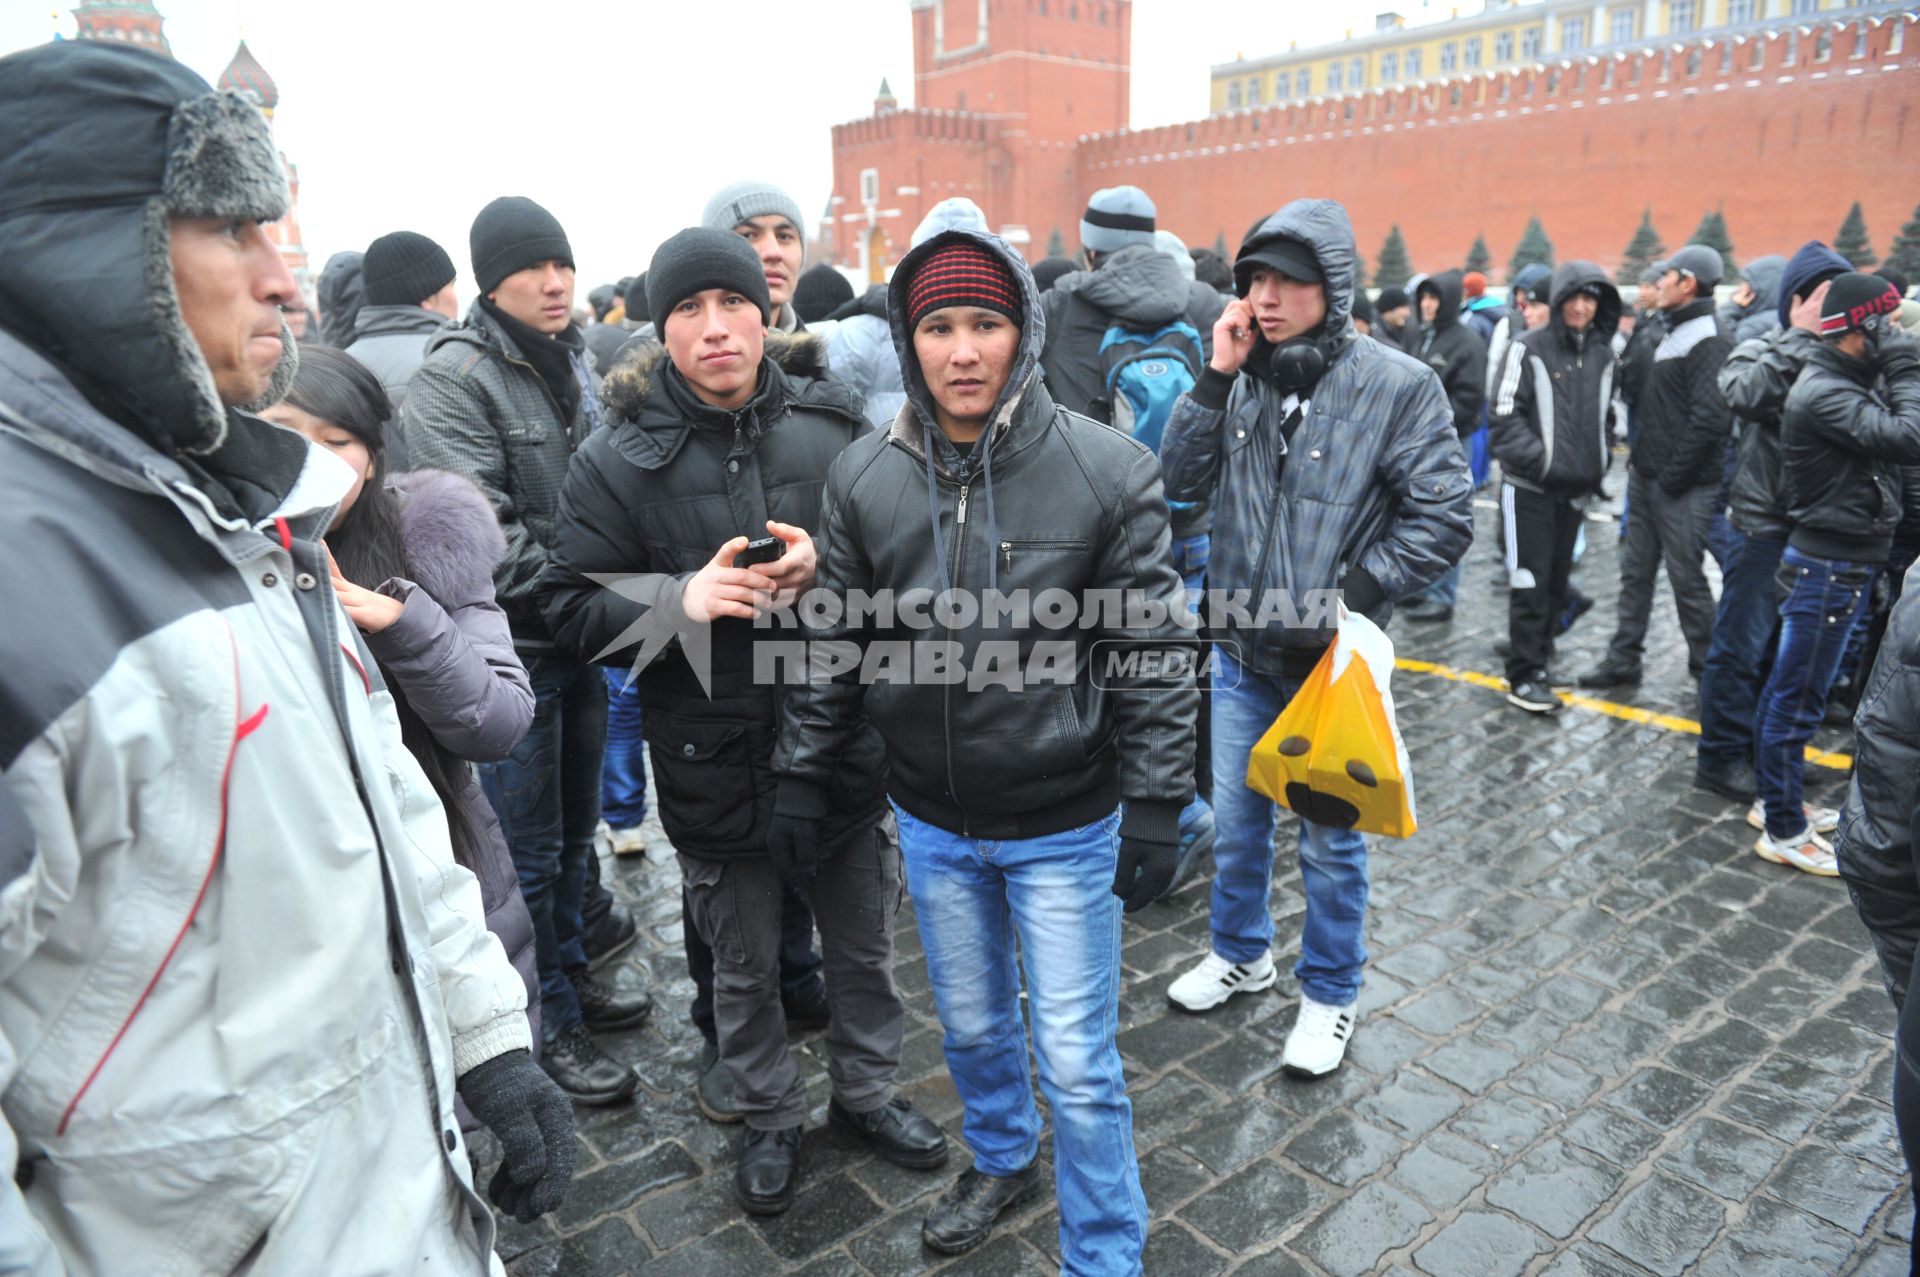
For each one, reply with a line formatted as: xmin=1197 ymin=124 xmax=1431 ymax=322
xmin=484 ymin=495 xmax=1914 ymax=1276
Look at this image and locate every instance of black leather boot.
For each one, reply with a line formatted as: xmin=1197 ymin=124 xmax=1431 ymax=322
xmin=569 ymin=967 xmax=653 ymax=1032
xmin=582 ymin=896 xmax=637 ymax=972
xmin=696 ymin=1040 xmax=741 ymax=1124
xmin=922 ymin=1162 xmax=1043 ymax=1255
xmin=734 ymin=1124 xmax=803 ymax=1216
xmin=538 ymin=1024 xmax=638 ymax=1105
xmin=828 ymin=1096 xmax=949 ymax=1169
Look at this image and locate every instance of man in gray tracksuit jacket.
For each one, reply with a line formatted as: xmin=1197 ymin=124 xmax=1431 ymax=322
xmin=1158 ymin=198 xmax=1472 ymax=1078
xmin=0 ymin=41 xmax=566 ymax=1273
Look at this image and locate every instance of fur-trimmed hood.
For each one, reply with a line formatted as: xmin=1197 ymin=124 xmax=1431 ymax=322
xmin=592 ymin=329 xmax=860 ymax=471
xmin=0 ymin=41 xmax=292 ymax=461
xmin=386 ymin=468 xmax=508 ymax=605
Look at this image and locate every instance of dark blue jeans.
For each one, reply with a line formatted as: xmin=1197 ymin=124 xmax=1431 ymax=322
xmin=1753 ymin=548 xmax=1877 ymax=839
xmin=481 ymin=652 xmax=607 ymax=1039
xmin=1696 ymin=529 xmax=1786 ymax=772
xmin=600 ymin=668 xmax=648 ymax=829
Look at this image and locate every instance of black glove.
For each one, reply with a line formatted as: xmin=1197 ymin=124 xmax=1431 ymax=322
xmin=1112 ymin=800 xmax=1182 ymax=913
xmin=1879 ymin=331 xmax=1920 ymax=378
xmin=1339 ymin=567 xmax=1386 ymax=617
xmin=768 ymin=779 xmax=831 ymax=888
xmin=456 ymin=1048 xmax=576 ymax=1223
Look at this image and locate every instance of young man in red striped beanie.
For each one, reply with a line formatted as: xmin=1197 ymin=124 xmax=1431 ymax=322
xmin=771 ymin=210 xmax=1197 ymax=1273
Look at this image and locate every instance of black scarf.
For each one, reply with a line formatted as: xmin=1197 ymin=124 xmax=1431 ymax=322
xmin=480 ymin=297 xmax=584 ymax=426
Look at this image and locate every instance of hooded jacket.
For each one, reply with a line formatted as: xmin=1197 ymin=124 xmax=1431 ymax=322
xmin=772 ymin=226 xmax=1198 ymax=842
xmin=366 ymin=469 xmax=540 ymax=1076
xmin=1782 ymin=340 xmax=1920 ymax=562
xmin=1719 ymin=255 xmax=1786 ymax=344
xmin=1487 ymin=262 xmax=1621 ymax=496
xmin=827 ymin=285 xmax=906 ymax=428
xmin=1628 ymin=296 xmax=1734 ymax=494
xmin=1838 ymin=559 xmax=1920 ymax=1009
xmin=538 ymin=334 xmax=887 ymax=860
xmin=1160 ymin=200 xmax=1475 ymax=677
xmin=400 ymin=300 xmax=601 ymax=648
xmin=0 ymin=42 xmax=525 ymax=1274
xmin=1485 ymin=263 xmax=1553 ymax=403
xmin=1402 ymin=270 xmax=1489 ymax=437
xmin=317 ymin=250 xmax=367 ymax=348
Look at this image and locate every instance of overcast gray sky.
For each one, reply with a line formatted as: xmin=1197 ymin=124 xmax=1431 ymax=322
xmin=1 ymin=0 xmax=1462 ymax=300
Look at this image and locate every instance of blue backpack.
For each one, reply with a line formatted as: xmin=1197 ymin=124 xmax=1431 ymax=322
xmin=1095 ymin=320 xmax=1203 ymax=453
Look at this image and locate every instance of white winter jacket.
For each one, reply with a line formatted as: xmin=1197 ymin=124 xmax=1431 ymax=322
xmin=0 ymin=331 xmax=529 ymax=1276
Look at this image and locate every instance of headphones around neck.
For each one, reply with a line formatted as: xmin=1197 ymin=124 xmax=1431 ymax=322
xmin=1264 ymin=329 xmax=1344 ymax=396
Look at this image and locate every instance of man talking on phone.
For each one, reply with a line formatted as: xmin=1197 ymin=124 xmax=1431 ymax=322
xmin=539 ymin=228 xmax=943 ymax=1217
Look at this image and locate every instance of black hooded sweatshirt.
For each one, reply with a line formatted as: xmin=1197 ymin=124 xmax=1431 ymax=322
xmin=1403 ymin=270 xmax=1489 ymax=436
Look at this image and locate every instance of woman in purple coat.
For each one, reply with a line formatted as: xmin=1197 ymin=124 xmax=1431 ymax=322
xmin=263 ymin=347 xmax=542 ymax=1098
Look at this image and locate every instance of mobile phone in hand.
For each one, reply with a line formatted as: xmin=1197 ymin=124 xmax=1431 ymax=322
xmin=734 ymin=535 xmax=784 ymax=567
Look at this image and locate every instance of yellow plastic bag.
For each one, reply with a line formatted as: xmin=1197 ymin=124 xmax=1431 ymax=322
xmin=1245 ymin=606 xmax=1418 ymax=838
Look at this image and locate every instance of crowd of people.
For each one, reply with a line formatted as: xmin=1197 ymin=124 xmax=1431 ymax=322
xmin=4 ymin=38 xmax=1920 ymax=1277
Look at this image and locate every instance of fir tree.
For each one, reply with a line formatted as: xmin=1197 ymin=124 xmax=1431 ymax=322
xmin=1213 ymin=230 xmax=1230 ymax=259
xmin=1374 ymin=225 xmax=1413 ymax=289
xmin=1687 ymin=209 xmax=1737 ymax=278
xmin=1836 ymin=201 xmax=1879 ymax=268
xmin=1616 ymin=208 xmax=1667 ymax=285
xmin=1465 ymin=234 xmax=1491 ymax=275
xmin=1889 ymin=201 xmax=1920 ymax=283
xmin=1508 ymin=217 xmax=1554 ymax=277
xmin=1353 ymin=248 xmax=1369 ymax=290
xmin=1046 ymin=227 xmax=1066 ymax=258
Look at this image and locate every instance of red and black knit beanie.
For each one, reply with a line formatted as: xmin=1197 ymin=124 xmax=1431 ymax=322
xmin=905 ymin=242 xmax=1024 ymax=331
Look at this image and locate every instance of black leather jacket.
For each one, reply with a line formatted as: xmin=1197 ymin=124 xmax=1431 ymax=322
xmin=1783 ymin=339 xmax=1920 ymax=562
xmin=1722 ymin=326 xmax=1823 ymax=541
xmin=1628 ymin=298 xmax=1733 ymax=495
xmin=774 ymin=227 xmax=1198 ymax=841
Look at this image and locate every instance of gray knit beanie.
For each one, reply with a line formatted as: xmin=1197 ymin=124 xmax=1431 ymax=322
xmin=702 ymin=179 xmax=806 ymax=241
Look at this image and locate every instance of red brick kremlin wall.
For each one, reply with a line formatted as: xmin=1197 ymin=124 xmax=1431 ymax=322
xmin=828 ymin=8 xmax=1919 ymax=279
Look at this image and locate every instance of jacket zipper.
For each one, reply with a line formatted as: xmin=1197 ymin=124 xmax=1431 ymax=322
xmin=943 ymin=476 xmax=971 ymax=834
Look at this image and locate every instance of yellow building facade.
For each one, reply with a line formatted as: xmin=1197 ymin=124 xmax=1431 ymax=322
xmin=1211 ymin=0 xmax=1852 ymax=111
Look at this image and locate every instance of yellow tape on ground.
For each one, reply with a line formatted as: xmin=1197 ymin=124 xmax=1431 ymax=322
xmin=1393 ymin=657 xmax=1855 ymax=772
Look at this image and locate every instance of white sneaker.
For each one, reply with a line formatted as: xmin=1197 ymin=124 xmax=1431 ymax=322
xmin=607 ymin=824 xmax=648 ymax=857
xmin=1747 ymin=800 xmax=1839 ymax=835
xmin=1281 ymin=996 xmax=1358 ymax=1078
xmin=1166 ymin=951 xmax=1276 ymax=1013
xmin=1753 ymin=826 xmax=1840 ymax=878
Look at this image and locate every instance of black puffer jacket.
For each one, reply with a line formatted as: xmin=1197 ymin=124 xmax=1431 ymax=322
xmin=1722 ymin=326 xmax=1824 ymax=540
xmin=1402 ymin=270 xmax=1488 ymax=437
xmin=1838 ymin=559 xmax=1920 ymax=1007
xmin=1628 ymin=298 xmax=1733 ymax=495
xmin=773 ymin=227 xmax=1198 ymax=841
xmin=1487 ymin=261 xmax=1620 ymax=496
xmin=538 ymin=333 xmax=886 ymax=860
xmin=1782 ymin=339 xmax=1920 ymax=562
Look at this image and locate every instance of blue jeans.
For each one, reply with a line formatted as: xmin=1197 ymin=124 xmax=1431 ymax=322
xmin=1753 ymin=548 xmax=1877 ymax=839
xmin=894 ymin=805 xmax=1147 ymax=1277
xmin=600 ymin=668 xmax=648 ymax=829
xmin=481 ymin=652 xmax=607 ymax=1038
xmin=1696 ymin=530 xmax=1786 ymax=771
xmin=1209 ymin=644 xmax=1369 ymax=1006
xmin=1407 ymin=562 xmax=1461 ymax=609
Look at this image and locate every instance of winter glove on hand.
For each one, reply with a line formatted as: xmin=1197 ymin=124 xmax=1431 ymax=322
xmin=456 ymin=1048 xmax=576 ymax=1223
xmin=1112 ymin=800 xmax=1182 ymax=912
xmin=769 ymin=779 xmax=831 ymax=888
xmin=1338 ymin=567 xmax=1386 ymax=617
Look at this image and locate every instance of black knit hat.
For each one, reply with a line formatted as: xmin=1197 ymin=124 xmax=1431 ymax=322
xmin=1376 ymin=286 xmax=1409 ymax=312
xmin=623 ymin=272 xmax=650 ymax=324
xmin=470 ymin=196 xmax=573 ymax=295
xmin=647 ymin=228 xmax=770 ymax=333
xmin=363 ymin=230 xmax=456 ymax=307
xmin=793 ymin=263 xmax=855 ymax=324
xmin=1819 ymin=272 xmax=1904 ymax=339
